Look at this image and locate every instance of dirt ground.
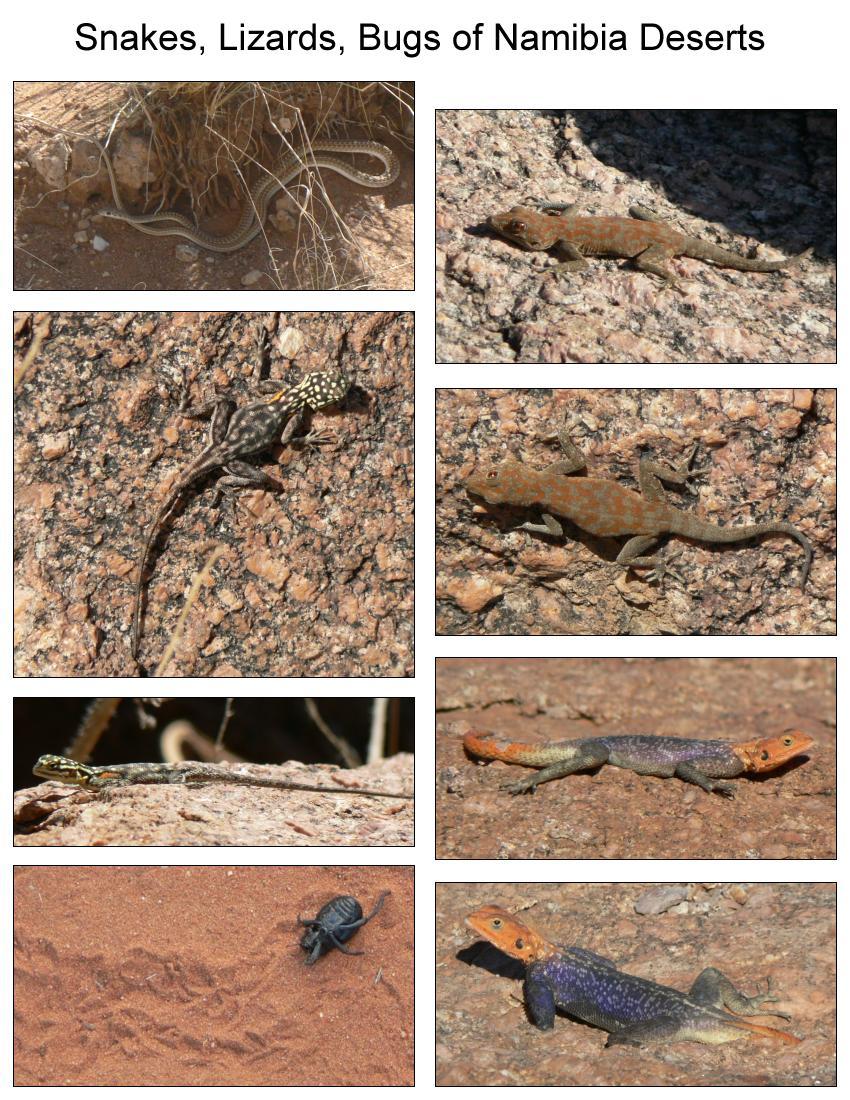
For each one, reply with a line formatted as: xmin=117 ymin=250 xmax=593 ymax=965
xmin=436 ymin=657 xmax=835 ymax=860
xmin=437 ymin=882 xmax=835 ymax=1086
xmin=14 ymin=82 xmax=413 ymax=291
xmin=15 ymin=866 xmax=413 ymax=1085
xmin=437 ymin=388 xmax=835 ymax=636
xmin=14 ymin=311 xmax=413 ymax=676
xmin=436 ymin=109 xmax=835 ymax=364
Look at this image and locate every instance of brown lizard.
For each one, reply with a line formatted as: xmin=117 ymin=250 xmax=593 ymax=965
xmin=465 ymin=422 xmax=812 ymax=588
xmin=462 ymin=728 xmax=814 ymax=796
xmin=488 ymin=203 xmax=812 ymax=285
xmin=466 ymin=906 xmax=800 ymax=1047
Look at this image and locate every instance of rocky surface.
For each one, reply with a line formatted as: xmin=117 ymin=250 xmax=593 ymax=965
xmin=437 ymin=388 xmax=834 ymax=635
xmin=437 ymin=882 xmax=835 ymax=1085
xmin=14 ymin=311 xmax=413 ymax=676
xmin=436 ymin=657 xmax=834 ymax=860
xmin=436 ymin=109 xmax=835 ymax=364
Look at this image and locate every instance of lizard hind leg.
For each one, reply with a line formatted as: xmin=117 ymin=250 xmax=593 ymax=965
xmin=631 ymin=242 xmax=679 ymax=284
xmin=688 ymin=968 xmax=792 ymax=1021
xmin=637 ymin=444 xmax=711 ymax=501
xmin=616 ymin=536 xmax=685 ymax=584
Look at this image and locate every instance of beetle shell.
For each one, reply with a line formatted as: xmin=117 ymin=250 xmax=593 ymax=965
xmin=300 ymin=895 xmax=363 ymax=963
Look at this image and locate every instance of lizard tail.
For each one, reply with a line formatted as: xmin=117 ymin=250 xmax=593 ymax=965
xmin=462 ymin=729 xmax=545 ymax=766
xmin=131 ymin=497 xmax=175 ymax=660
xmin=728 ymin=1017 xmax=801 ymax=1045
xmin=671 ymin=516 xmax=812 ymax=588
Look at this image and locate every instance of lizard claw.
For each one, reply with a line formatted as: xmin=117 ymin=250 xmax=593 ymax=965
xmin=502 ymin=778 xmax=538 ymax=795
xmin=642 ymin=550 xmax=686 ymax=585
xmin=291 ymin=429 xmax=337 ymax=450
xmin=749 ymin=977 xmax=792 ymax=1018
xmin=714 ymin=784 xmax=735 ymax=799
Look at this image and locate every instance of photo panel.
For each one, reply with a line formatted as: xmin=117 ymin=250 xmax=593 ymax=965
xmin=14 ymin=80 xmax=414 ymax=292
xmin=435 ymin=109 xmax=834 ymax=364
xmin=13 ymin=311 xmax=414 ymax=677
xmin=436 ymin=387 xmax=834 ymax=636
xmin=436 ymin=657 xmax=834 ymax=860
xmin=437 ymin=880 xmax=835 ymax=1085
xmin=14 ymin=864 xmax=414 ymax=1085
xmin=14 ymin=696 xmax=414 ymax=847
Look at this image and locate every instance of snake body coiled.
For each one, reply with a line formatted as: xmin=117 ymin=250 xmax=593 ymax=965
xmin=97 ymin=139 xmax=400 ymax=253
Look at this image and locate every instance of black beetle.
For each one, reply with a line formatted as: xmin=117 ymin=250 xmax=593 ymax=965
xmin=298 ymin=890 xmax=390 ymax=965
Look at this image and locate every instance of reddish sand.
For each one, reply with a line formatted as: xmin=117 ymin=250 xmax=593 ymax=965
xmin=14 ymin=865 xmax=413 ymax=1085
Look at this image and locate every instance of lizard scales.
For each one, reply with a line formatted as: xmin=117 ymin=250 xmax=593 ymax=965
xmin=131 ymin=368 xmax=348 ymax=660
xmin=32 ymin=754 xmax=412 ymax=800
xmin=466 ymin=906 xmax=800 ymax=1047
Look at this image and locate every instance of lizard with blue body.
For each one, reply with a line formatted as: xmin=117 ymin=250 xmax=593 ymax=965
xmin=466 ymin=906 xmax=800 ymax=1047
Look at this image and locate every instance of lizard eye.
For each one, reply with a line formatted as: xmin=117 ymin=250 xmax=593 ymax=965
xmin=782 ymin=736 xmax=794 ymax=746
xmin=491 ymin=918 xmax=502 ymax=929
xmin=508 ymin=220 xmax=526 ymax=233
xmin=486 ymin=470 xmax=499 ymax=480
xmin=760 ymin=750 xmax=770 ymax=760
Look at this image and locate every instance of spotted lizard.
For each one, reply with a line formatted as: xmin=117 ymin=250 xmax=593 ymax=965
xmin=465 ymin=423 xmax=812 ymax=588
xmin=462 ymin=729 xmax=814 ymax=796
xmin=131 ymin=342 xmax=348 ymax=661
xmin=488 ymin=203 xmax=812 ymax=285
xmin=466 ymin=906 xmax=800 ymax=1047
xmin=32 ymin=754 xmax=412 ymax=800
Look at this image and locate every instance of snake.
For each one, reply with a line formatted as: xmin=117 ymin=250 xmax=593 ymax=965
xmin=95 ymin=139 xmax=400 ymax=253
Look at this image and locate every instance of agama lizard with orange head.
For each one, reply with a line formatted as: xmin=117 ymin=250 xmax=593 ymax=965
xmin=463 ymin=729 xmax=814 ymax=796
xmin=466 ymin=906 xmax=801 ymax=1047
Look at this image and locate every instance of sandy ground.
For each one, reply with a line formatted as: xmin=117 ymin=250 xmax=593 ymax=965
xmin=437 ymin=388 xmax=835 ymax=636
xmin=436 ymin=657 xmax=834 ymax=860
xmin=436 ymin=109 xmax=835 ymax=363
xmin=437 ymin=882 xmax=835 ymax=1086
xmin=15 ymin=865 xmax=413 ymax=1085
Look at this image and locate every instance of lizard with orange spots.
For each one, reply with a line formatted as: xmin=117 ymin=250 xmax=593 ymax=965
xmin=462 ymin=728 xmax=814 ymax=797
xmin=488 ymin=203 xmax=811 ymax=285
xmin=466 ymin=906 xmax=801 ymax=1047
xmin=465 ymin=421 xmax=812 ymax=588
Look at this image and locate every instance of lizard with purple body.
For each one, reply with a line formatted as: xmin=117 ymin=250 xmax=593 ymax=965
xmin=465 ymin=422 xmax=812 ymax=588
xmin=466 ymin=906 xmax=801 ymax=1047
xmin=488 ymin=203 xmax=812 ymax=285
xmin=463 ymin=728 xmax=814 ymax=796
xmin=131 ymin=335 xmax=348 ymax=660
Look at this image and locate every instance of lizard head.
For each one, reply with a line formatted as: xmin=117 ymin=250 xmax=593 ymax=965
xmin=730 ymin=730 xmax=815 ymax=773
xmin=32 ymin=754 xmax=94 ymax=785
xmin=488 ymin=206 xmax=553 ymax=251
xmin=466 ymin=905 xmax=554 ymax=963
xmin=465 ymin=458 xmax=534 ymax=506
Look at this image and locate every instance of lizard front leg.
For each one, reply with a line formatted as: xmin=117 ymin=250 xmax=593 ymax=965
xmin=637 ymin=444 xmax=710 ymax=502
xmin=672 ymin=762 xmax=734 ymax=797
xmin=551 ymin=239 xmax=591 ymax=274
xmin=523 ymin=973 xmax=557 ymax=1030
